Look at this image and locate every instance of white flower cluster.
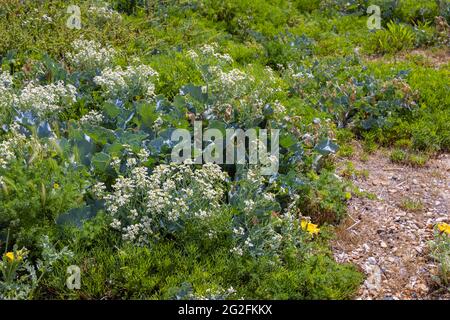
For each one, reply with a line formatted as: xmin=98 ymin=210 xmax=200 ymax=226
xmin=0 ymin=139 xmax=15 ymax=169
xmin=93 ymin=65 xmax=158 ymax=101
xmin=94 ymin=162 xmax=227 ymax=245
xmin=213 ymin=68 xmax=249 ymax=90
xmin=13 ymin=81 xmax=77 ymax=117
xmin=80 ymin=110 xmax=104 ymax=125
xmin=88 ymin=2 xmax=122 ymax=21
xmin=0 ymin=72 xmax=14 ymax=110
xmin=184 ymin=44 xmax=285 ymax=126
xmin=66 ymin=39 xmax=116 ymax=70
xmin=0 ymin=71 xmax=13 ymax=93
xmin=0 ymin=123 xmax=26 ymax=169
xmin=273 ymin=100 xmax=286 ymax=113
xmin=187 ymin=43 xmax=234 ymax=65
xmin=199 ymin=43 xmax=234 ymax=64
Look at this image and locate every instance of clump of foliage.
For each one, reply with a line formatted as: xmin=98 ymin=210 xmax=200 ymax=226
xmin=369 ymin=21 xmax=415 ymax=54
xmin=429 ymin=224 xmax=450 ymax=293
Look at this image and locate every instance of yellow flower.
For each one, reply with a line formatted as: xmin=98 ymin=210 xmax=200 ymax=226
xmin=3 ymin=249 xmax=26 ymax=263
xmin=53 ymin=183 xmax=60 ymax=189
xmin=437 ymin=222 xmax=450 ymax=235
xmin=4 ymin=252 xmax=14 ymax=262
xmin=301 ymin=220 xmax=320 ymax=235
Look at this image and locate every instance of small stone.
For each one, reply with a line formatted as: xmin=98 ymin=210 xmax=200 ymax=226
xmin=364 ymin=265 xmax=382 ymax=291
xmin=380 ymin=241 xmax=388 ymax=248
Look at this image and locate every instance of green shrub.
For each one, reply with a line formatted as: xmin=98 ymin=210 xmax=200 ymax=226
xmin=390 ymin=148 xmax=407 ymax=163
xmin=397 ymin=0 xmax=439 ymax=24
xmin=0 ymin=133 xmax=89 ymax=249
xmin=296 ymin=170 xmax=350 ymax=224
xmin=411 ymin=123 xmax=442 ymax=152
xmin=407 ymin=153 xmax=428 ymax=167
xmin=294 ymin=0 xmax=321 ymax=13
xmin=394 ymin=138 xmax=412 ymax=149
xmin=429 ymin=225 xmax=450 ymax=291
xmin=412 ymin=21 xmax=437 ymax=47
xmin=369 ymin=21 xmax=415 ymax=54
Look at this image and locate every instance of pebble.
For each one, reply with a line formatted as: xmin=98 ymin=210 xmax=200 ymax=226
xmin=364 ymin=264 xmax=382 ymax=291
xmin=387 ymin=257 xmax=396 ymax=263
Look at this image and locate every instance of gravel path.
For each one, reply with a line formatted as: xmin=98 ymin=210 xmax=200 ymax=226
xmin=332 ymin=146 xmax=449 ymax=300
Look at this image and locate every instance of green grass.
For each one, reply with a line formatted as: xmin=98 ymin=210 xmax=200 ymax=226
xmin=399 ymin=198 xmax=424 ymax=212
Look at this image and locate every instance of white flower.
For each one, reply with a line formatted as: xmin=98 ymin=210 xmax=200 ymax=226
xmin=244 ymin=237 xmax=254 ymax=248
xmin=200 ymin=43 xmax=217 ymax=55
xmin=137 ymin=148 xmax=150 ymax=162
xmin=227 ymin=287 xmax=236 ymax=294
xmin=80 ymin=110 xmax=104 ymax=125
xmin=110 ymin=218 xmax=122 ymax=230
xmin=111 ymin=157 xmax=121 ymax=168
xmin=94 ymin=65 xmax=158 ymax=101
xmin=244 ymin=199 xmax=255 ymax=211
xmin=13 ymin=81 xmax=76 ymax=117
xmin=88 ymin=2 xmax=122 ymax=21
xmin=67 ymin=39 xmax=116 ymax=70
xmin=97 ymin=163 xmax=227 ymax=245
xmin=230 ymin=246 xmax=243 ymax=256
xmin=233 ymin=227 xmax=245 ymax=236
xmin=126 ymin=157 xmax=137 ymax=168
xmin=195 ymin=210 xmax=210 ymax=219
xmin=42 ymin=14 xmax=52 ymax=22
xmin=0 ymin=123 xmax=28 ymax=169
xmin=186 ymin=49 xmax=198 ymax=59
xmin=273 ymin=100 xmax=286 ymax=113
xmin=130 ymin=209 xmax=138 ymax=218
xmin=92 ymin=182 xmax=106 ymax=197
xmin=263 ymin=192 xmax=275 ymax=201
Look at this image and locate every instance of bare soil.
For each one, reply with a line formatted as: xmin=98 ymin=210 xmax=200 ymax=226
xmin=332 ymin=145 xmax=449 ymax=299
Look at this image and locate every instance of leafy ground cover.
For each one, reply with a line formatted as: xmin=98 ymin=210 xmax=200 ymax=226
xmin=0 ymin=0 xmax=449 ymax=299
